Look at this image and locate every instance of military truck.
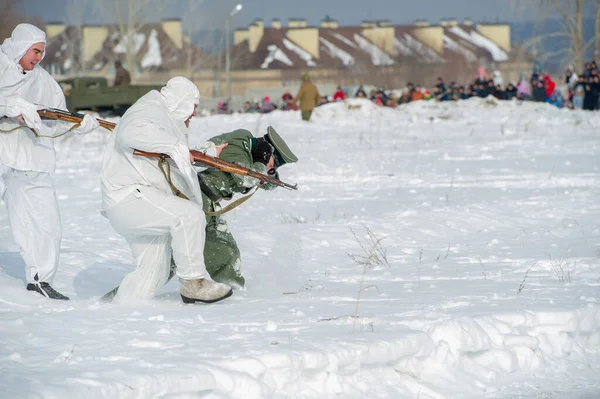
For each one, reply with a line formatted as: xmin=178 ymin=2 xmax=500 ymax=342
xmin=58 ymin=77 xmax=163 ymax=115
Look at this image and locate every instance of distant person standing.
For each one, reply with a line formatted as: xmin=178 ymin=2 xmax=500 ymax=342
xmin=113 ymin=60 xmax=131 ymax=86
xmin=294 ymin=73 xmax=320 ymax=121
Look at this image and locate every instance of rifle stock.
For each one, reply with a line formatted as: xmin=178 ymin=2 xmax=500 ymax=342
xmin=37 ymin=107 xmax=116 ymax=131
xmin=133 ymin=149 xmax=298 ymax=191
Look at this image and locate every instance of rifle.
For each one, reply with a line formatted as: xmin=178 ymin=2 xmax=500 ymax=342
xmin=38 ymin=107 xmax=298 ymax=190
xmin=133 ymin=149 xmax=298 ymax=190
xmin=37 ymin=107 xmax=116 ymax=131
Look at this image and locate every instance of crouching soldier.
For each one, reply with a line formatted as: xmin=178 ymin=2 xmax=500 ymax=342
xmin=196 ymin=126 xmax=298 ymax=287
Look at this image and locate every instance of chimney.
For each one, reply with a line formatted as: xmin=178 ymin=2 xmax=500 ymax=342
xmin=378 ymin=20 xmax=393 ymax=27
xmin=361 ymin=21 xmax=376 ymax=28
xmin=415 ymin=20 xmax=429 ymax=27
xmin=320 ymin=16 xmax=339 ymax=29
xmin=448 ymin=19 xmax=458 ymax=26
xmin=272 ymin=18 xmax=281 ymax=29
xmin=162 ymin=19 xmax=183 ymax=49
xmin=463 ymin=19 xmax=473 ymax=26
xmin=45 ymin=22 xmax=66 ymax=39
xmin=440 ymin=19 xmax=449 ymax=27
xmin=289 ymin=18 xmax=308 ymax=28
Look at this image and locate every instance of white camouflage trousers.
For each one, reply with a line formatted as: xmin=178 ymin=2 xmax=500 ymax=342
xmin=105 ymin=186 xmax=207 ymax=302
xmin=1 ymin=168 xmax=62 ymax=284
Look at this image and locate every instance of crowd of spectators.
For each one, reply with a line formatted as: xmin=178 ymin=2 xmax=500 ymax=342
xmin=215 ymin=60 xmax=600 ymax=114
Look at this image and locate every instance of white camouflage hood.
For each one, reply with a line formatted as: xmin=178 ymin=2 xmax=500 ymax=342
xmin=159 ymin=77 xmax=200 ymax=122
xmin=1 ymin=23 xmax=46 ymax=64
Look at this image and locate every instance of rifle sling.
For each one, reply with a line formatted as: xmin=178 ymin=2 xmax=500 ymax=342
xmin=156 ymin=155 xmax=255 ymax=217
xmin=1 ymin=116 xmax=80 ymax=138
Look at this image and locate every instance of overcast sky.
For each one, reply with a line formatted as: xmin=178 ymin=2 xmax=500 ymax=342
xmin=21 ymin=0 xmax=524 ymax=31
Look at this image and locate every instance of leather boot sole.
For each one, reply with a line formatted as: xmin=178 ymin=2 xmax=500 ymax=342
xmin=181 ymin=288 xmax=233 ymax=304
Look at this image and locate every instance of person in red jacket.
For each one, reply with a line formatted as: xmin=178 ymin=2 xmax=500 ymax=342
xmin=543 ymin=74 xmax=556 ymax=98
xmin=332 ymin=86 xmax=345 ymax=102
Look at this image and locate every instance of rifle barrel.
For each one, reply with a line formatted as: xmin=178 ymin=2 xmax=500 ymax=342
xmin=133 ymin=149 xmax=298 ymax=190
xmin=37 ymin=108 xmax=116 ymax=131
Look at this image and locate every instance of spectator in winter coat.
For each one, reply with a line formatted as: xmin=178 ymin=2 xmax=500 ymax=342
xmin=531 ymin=65 xmax=542 ymax=84
xmin=476 ymin=83 xmax=487 ymax=98
xmin=571 ymin=84 xmax=584 ymax=109
xmin=435 ymin=77 xmax=446 ymax=96
xmin=260 ymin=96 xmax=275 ymax=113
xmin=284 ymin=98 xmax=298 ymax=111
xmin=281 ymin=90 xmax=293 ymax=103
xmin=294 ymin=73 xmax=320 ymax=121
xmin=0 ymin=24 xmax=100 ymax=300
xmin=545 ymin=90 xmax=562 ymax=108
xmin=332 ymin=86 xmax=345 ymax=102
xmin=375 ymin=87 xmax=389 ymax=103
xmin=493 ymin=84 xmax=504 ymax=100
xmin=405 ymin=82 xmax=415 ymax=101
xmin=565 ymin=67 xmax=578 ymax=89
xmin=475 ymin=66 xmax=488 ymax=86
xmin=543 ymin=74 xmax=556 ymax=98
xmin=281 ymin=90 xmax=293 ymax=109
xmin=433 ymin=86 xmax=445 ymax=101
xmin=397 ymin=90 xmax=411 ymax=105
xmin=503 ymin=83 xmax=517 ymax=100
xmin=486 ymin=80 xmax=497 ymax=97
xmin=355 ymin=85 xmax=367 ymax=98
xmin=532 ymin=80 xmax=547 ymax=102
xmin=492 ymin=70 xmax=503 ymax=87
xmin=216 ymin=101 xmax=230 ymax=114
xmin=243 ymin=101 xmax=255 ymax=113
xmin=517 ymin=79 xmax=530 ymax=100
xmin=583 ymin=82 xmax=596 ymax=110
xmin=113 ymin=60 xmax=131 ymax=86
xmin=466 ymin=86 xmax=474 ymax=98
xmin=410 ymin=85 xmax=425 ymax=101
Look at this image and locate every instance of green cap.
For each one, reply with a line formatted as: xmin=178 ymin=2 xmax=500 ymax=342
xmin=263 ymin=126 xmax=298 ymax=166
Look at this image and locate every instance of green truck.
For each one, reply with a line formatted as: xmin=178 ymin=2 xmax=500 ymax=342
xmin=58 ymin=77 xmax=162 ymax=115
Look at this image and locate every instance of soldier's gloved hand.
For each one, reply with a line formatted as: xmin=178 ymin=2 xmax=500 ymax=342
xmin=75 ymin=114 xmax=100 ymax=135
xmin=5 ymin=98 xmax=42 ymax=130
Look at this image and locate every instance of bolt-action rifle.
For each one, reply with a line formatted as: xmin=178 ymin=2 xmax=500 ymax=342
xmin=37 ymin=107 xmax=117 ymax=131
xmin=134 ymin=149 xmax=298 ymax=191
xmin=37 ymin=108 xmax=297 ymax=190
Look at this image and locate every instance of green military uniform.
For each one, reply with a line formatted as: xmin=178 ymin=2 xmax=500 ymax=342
xmin=197 ymin=126 xmax=297 ymax=287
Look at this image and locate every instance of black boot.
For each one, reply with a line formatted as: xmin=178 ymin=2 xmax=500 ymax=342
xmin=27 ymin=275 xmax=70 ymax=301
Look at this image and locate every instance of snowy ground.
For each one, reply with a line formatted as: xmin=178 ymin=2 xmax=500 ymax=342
xmin=1 ymin=97 xmax=600 ymax=398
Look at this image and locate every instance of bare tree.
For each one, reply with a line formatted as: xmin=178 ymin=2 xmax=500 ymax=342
xmin=0 ymin=0 xmax=26 ymax=39
xmin=512 ymin=0 xmax=599 ymax=72
xmin=93 ymin=0 xmax=168 ymax=81
xmin=63 ymin=0 xmax=86 ymax=76
xmin=182 ymin=0 xmax=244 ymax=95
